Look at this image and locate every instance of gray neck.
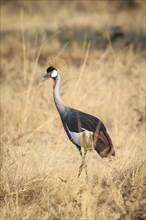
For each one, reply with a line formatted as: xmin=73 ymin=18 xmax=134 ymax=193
xmin=53 ymin=74 xmax=66 ymax=113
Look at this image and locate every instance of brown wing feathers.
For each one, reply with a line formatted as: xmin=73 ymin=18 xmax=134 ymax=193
xmin=94 ymin=130 xmax=115 ymax=158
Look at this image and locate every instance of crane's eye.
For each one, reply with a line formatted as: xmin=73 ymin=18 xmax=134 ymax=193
xmin=51 ymin=70 xmax=58 ymax=78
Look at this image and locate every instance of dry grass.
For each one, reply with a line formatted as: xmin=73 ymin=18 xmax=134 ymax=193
xmin=0 ymin=1 xmax=146 ymax=220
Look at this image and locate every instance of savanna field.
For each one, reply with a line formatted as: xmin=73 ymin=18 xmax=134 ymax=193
xmin=0 ymin=1 xmax=146 ymax=219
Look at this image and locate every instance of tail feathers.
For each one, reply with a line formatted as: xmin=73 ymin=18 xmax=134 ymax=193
xmin=94 ymin=131 xmax=115 ymax=158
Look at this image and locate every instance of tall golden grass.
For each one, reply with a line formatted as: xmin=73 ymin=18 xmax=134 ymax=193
xmin=1 ymin=1 xmax=146 ymax=219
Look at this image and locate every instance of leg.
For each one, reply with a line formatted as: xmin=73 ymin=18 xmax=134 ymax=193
xmin=78 ymin=149 xmax=88 ymax=180
xmin=78 ymin=131 xmax=93 ymax=179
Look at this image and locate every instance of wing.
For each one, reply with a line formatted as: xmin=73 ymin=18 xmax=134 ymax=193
xmin=94 ymin=130 xmax=115 ymax=157
xmin=64 ymin=108 xmax=106 ymax=133
xmin=62 ymin=108 xmax=115 ymax=157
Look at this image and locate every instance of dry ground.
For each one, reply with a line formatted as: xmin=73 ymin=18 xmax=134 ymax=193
xmin=0 ymin=1 xmax=146 ymax=220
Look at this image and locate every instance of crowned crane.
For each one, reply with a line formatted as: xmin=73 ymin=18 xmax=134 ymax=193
xmin=43 ymin=64 xmax=115 ymax=177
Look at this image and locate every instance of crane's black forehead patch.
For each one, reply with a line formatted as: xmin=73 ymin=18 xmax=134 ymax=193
xmin=47 ymin=66 xmax=56 ymax=73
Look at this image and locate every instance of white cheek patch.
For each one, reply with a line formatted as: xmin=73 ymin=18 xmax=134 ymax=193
xmin=51 ymin=70 xmax=58 ymax=78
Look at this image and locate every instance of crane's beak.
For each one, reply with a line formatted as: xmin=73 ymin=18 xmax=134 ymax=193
xmin=43 ymin=72 xmax=48 ymax=78
xmin=43 ymin=72 xmax=50 ymax=78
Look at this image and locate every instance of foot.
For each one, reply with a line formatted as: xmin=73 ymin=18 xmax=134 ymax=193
xmin=78 ymin=161 xmax=87 ymax=178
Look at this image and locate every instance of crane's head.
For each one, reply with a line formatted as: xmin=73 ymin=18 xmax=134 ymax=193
xmin=43 ymin=66 xmax=58 ymax=79
xmin=43 ymin=57 xmax=66 ymax=89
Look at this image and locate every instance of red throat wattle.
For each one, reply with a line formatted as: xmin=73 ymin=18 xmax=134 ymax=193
xmin=53 ymin=80 xmax=57 ymax=89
